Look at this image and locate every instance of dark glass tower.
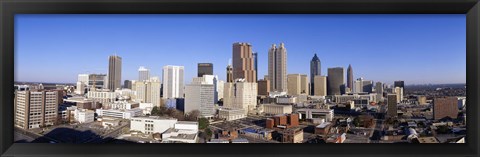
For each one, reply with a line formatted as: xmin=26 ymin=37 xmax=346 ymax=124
xmin=347 ymin=64 xmax=353 ymax=91
xmin=198 ymin=63 xmax=213 ymax=77
xmin=327 ymin=67 xmax=345 ymax=95
xmin=310 ymin=54 xmax=321 ymax=95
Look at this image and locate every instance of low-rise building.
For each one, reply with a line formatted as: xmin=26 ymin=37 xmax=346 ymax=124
xmin=263 ymin=104 xmax=292 ymax=115
xmin=74 ymin=109 xmax=95 ymax=123
xmin=295 ymin=108 xmax=334 ymax=122
xmin=96 ymin=108 xmax=143 ymax=119
xmin=282 ymin=127 xmax=303 ymax=143
xmin=130 ymin=116 xmax=178 ymax=134
xmin=162 ymin=121 xmax=199 ymax=143
xmin=218 ymin=108 xmax=246 ymax=121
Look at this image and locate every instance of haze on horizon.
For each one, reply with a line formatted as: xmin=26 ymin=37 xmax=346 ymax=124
xmin=14 ymin=14 xmax=466 ymax=85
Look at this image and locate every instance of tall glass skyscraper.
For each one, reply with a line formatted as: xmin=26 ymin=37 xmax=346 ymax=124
xmin=108 ymin=55 xmax=122 ymax=91
xmin=310 ymin=54 xmax=321 ymax=95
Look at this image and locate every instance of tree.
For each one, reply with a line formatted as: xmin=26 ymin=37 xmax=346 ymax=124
xmin=198 ymin=117 xmax=209 ymax=130
xmin=151 ymin=106 xmax=160 ymax=115
xmin=204 ymin=128 xmax=213 ymax=140
xmin=185 ymin=110 xmax=200 ymax=121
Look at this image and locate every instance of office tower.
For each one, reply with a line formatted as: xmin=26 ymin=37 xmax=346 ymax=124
xmin=433 ymin=97 xmax=459 ymax=120
xmin=387 ymin=94 xmax=397 ymax=117
xmin=107 ymin=55 xmax=122 ymax=91
xmin=223 ymin=79 xmax=258 ymax=114
xmin=88 ymin=74 xmax=107 ymax=90
xmin=287 ymin=74 xmax=308 ymax=96
xmin=185 ymin=77 xmax=215 ymax=118
xmin=257 ymin=79 xmax=270 ymax=96
xmin=232 ymin=42 xmax=256 ymax=82
xmin=78 ymin=74 xmax=89 ymax=84
xmin=226 ymin=65 xmax=233 ymax=83
xmin=217 ymin=80 xmax=224 ymax=101
xmin=394 ymin=81 xmax=405 ymax=89
xmin=124 ymin=80 xmax=132 ymax=89
xmin=394 ymin=80 xmax=405 ymax=95
xmin=135 ymin=77 xmax=161 ymax=107
xmin=138 ymin=66 xmax=150 ymax=81
xmin=310 ymin=54 xmax=321 ymax=95
xmin=162 ymin=65 xmax=184 ymax=99
xmin=327 ymin=67 xmax=345 ymax=95
xmin=394 ymin=87 xmax=403 ymax=103
xmin=191 ymin=75 xmax=221 ymax=103
xmin=287 ymin=74 xmax=301 ymax=96
xmin=375 ymin=82 xmax=384 ymax=102
xmin=253 ymin=52 xmax=258 ymax=81
xmin=313 ymin=76 xmax=327 ymax=96
xmin=197 ymin=63 xmax=213 ymax=77
xmin=268 ymin=43 xmax=287 ymax=92
xmin=347 ymin=64 xmax=353 ymax=90
xmin=353 ymin=78 xmax=373 ymax=93
xmin=14 ymin=90 xmax=59 ymax=129
xmin=76 ymin=81 xmax=86 ymax=95
xmin=300 ymin=75 xmax=309 ymax=94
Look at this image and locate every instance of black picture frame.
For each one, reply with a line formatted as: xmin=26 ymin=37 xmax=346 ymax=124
xmin=1 ymin=0 xmax=478 ymax=157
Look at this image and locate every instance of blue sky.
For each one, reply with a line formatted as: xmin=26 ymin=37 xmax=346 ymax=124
xmin=15 ymin=14 xmax=466 ymax=85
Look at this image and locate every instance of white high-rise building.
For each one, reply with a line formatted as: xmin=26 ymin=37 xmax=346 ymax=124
xmin=78 ymin=74 xmax=90 ymax=84
xmin=162 ymin=65 xmax=184 ymax=99
xmin=135 ymin=77 xmax=161 ymax=107
xmin=138 ymin=66 xmax=150 ymax=82
xmin=76 ymin=81 xmax=86 ymax=95
xmin=185 ymin=76 xmax=215 ymax=118
xmin=223 ymin=79 xmax=258 ymax=114
xmin=394 ymin=87 xmax=403 ymax=103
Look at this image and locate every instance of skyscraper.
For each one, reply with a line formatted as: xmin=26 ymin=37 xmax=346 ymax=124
xmin=135 ymin=77 xmax=161 ymax=107
xmin=138 ymin=66 xmax=150 ymax=81
xmin=375 ymin=82 xmax=384 ymax=102
xmin=313 ymin=76 xmax=327 ymax=96
xmin=327 ymin=67 xmax=345 ymax=95
xmin=226 ymin=65 xmax=233 ymax=83
xmin=107 ymin=55 xmax=122 ymax=91
xmin=310 ymin=54 xmax=321 ymax=95
xmin=268 ymin=43 xmax=287 ymax=92
xmin=162 ymin=65 xmax=184 ymax=99
xmin=347 ymin=64 xmax=353 ymax=91
xmin=197 ymin=63 xmax=213 ymax=77
xmin=223 ymin=79 xmax=257 ymax=114
xmin=232 ymin=42 xmax=256 ymax=82
xmin=185 ymin=76 xmax=216 ymax=118
xmin=287 ymin=74 xmax=308 ymax=96
xmin=387 ymin=94 xmax=397 ymax=117
xmin=253 ymin=52 xmax=258 ymax=81
xmin=394 ymin=80 xmax=405 ymax=96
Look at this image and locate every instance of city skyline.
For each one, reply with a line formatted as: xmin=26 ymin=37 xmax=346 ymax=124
xmin=15 ymin=14 xmax=466 ymax=85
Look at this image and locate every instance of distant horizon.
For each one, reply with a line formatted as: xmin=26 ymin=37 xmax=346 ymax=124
xmin=15 ymin=14 xmax=466 ymax=85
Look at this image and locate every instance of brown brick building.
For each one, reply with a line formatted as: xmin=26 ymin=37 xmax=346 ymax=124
xmin=433 ymin=97 xmax=459 ymax=120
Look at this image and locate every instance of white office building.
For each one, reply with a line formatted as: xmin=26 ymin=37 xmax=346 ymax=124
xmin=218 ymin=108 xmax=246 ymax=121
xmin=95 ymin=108 xmax=143 ymax=119
xmin=162 ymin=121 xmax=199 ymax=143
xmin=162 ymin=65 xmax=184 ymax=99
xmin=74 ymin=109 xmax=95 ymax=123
xmin=262 ymin=104 xmax=292 ymax=115
xmin=86 ymin=91 xmax=117 ymax=104
xmin=135 ymin=77 xmax=161 ymax=107
xmin=138 ymin=66 xmax=150 ymax=82
xmin=185 ymin=76 xmax=215 ymax=118
xmin=223 ymin=79 xmax=258 ymax=114
xmin=130 ymin=116 xmax=178 ymax=134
